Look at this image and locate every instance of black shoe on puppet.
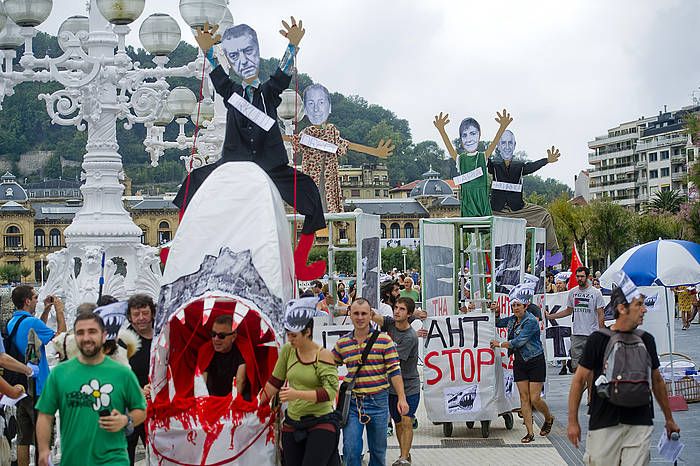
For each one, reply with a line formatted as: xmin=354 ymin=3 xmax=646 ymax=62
xmin=294 ymin=233 xmax=326 ymax=280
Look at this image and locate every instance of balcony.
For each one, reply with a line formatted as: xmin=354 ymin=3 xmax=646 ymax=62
xmin=589 ymin=132 xmax=638 ymax=147
xmin=636 ymin=161 xmax=647 ymax=169
xmin=3 ymin=247 xmax=28 ymax=256
xmin=672 ymin=172 xmax=687 ymax=182
xmin=588 ymin=148 xmax=634 ymax=163
xmin=671 ymin=154 xmax=687 ymax=164
xmin=635 ymin=133 xmax=689 ymax=151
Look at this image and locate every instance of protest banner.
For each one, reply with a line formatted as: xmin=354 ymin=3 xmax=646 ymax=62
xmin=423 ymin=314 xmax=498 ymax=422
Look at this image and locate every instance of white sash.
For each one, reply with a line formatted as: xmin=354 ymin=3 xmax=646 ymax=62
xmin=228 ymin=93 xmax=275 ymax=131
xmin=452 ymin=167 xmax=483 ymax=186
xmin=300 ymin=133 xmax=339 ymax=154
xmin=492 ymin=181 xmax=523 ymax=193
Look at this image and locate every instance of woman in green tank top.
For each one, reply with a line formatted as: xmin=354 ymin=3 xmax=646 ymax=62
xmin=260 ymin=298 xmax=340 ymax=466
xmin=433 ymin=109 xmax=513 ymax=217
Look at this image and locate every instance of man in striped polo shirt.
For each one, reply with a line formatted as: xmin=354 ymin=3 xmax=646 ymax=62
xmin=333 ymin=298 xmax=409 ymax=466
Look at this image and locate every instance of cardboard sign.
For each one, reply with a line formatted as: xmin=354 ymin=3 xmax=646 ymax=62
xmin=492 ymin=181 xmax=523 ymax=193
xmin=300 ymin=133 xmax=339 ymax=153
xmin=228 ymin=93 xmax=275 ymax=131
xmin=422 ymin=314 xmax=498 ymax=422
xmin=453 ymin=167 xmax=484 ymax=186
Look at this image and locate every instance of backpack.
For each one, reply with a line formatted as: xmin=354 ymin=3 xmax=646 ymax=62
xmin=597 ymin=328 xmax=652 ymax=408
xmin=1 ymin=315 xmax=30 ymax=388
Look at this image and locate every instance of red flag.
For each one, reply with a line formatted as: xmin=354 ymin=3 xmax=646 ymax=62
xmin=568 ymin=242 xmax=583 ymax=290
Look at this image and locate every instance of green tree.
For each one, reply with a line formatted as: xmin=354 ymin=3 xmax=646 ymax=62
xmin=588 ymin=201 xmax=634 ymax=269
xmin=648 ymin=190 xmax=685 ymax=214
xmin=634 ymin=213 xmax=681 ymax=244
xmin=44 ymin=153 xmax=62 ymax=178
xmin=549 ymin=196 xmax=592 ymax=260
xmin=0 ymin=264 xmax=22 ymax=284
xmin=20 ymin=267 xmax=32 ymax=282
xmin=381 ymin=247 xmax=419 ymax=272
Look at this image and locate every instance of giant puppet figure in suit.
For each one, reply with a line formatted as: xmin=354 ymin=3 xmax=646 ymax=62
xmin=488 ymin=129 xmax=561 ymax=251
xmin=173 ymin=18 xmax=326 ymax=280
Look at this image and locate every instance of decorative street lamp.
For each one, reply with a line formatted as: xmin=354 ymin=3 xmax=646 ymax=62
xmin=0 ymin=0 xmax=228 ymax=315
xmin=278 ymin=89 xmax=304 ymax=163
xmin=402 ymin=248 xmax=408 ymax=273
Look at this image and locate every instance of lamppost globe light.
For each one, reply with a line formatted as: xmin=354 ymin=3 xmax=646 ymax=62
xmin=95 ymin=0 xmax=145 ymax=26
xmin=218 ymin=8 xmax=234 ymax=35
xmin=0 ymin=17 xmax=23 ymax=50
xmin=190 ymin=97 xmax=215 ymax=127
xmin=278 ymin=89 xmax=304 ymax=121
xmin=179 ymin=0 xmax=228 ymax=29
xmin=57 ymin=15 xmax=89 ymax=53
xmin=0 ymin=3 xmax=7 ymax=35
xmin=4 ymin=0 xmax=53 ymax=28
xmin=167 ymin=86 xmax=197 ymax=118
xmin=154 ymin=104 xmax=175 ymax=127
xmin=402 ymin=249 xmax=407 ymax=255
xmin=139 ymin=13 xmax=181 ymax=56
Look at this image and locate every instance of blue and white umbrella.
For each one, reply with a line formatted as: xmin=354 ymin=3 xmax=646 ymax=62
xmin=600 ymin=239 xmax=700 ymax=288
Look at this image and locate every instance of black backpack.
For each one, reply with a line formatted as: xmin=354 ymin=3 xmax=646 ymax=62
xmin=597 ymin=328 xmax=652 ymax=408
xmin=1 ymin=315 xmax=30 ymax=388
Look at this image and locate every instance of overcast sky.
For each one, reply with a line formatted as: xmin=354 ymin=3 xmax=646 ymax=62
xmin=37 ymin=0 xmax=699 ymax=188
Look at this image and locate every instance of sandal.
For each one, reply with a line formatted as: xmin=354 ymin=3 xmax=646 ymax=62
xmin=521 ymin=433 xmax=535 ymax=443
xmin=540 ymin=417 xmax=554 ymax=436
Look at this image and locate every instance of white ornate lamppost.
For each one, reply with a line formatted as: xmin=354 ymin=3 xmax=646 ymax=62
xmin=0 ymin=0 xmax=228 ymax=315
xmin=277 ymin=88 xmax=304 ymax=163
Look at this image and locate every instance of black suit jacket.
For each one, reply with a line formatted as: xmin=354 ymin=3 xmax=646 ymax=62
xmin=487 ymin=158 xmax=548 ymax=211
xmin=210 ymin=66 xmax=291 ymax=171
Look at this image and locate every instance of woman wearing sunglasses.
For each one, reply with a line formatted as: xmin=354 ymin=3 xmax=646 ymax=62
xmin=259 ymin=298 xmax=340 ymax=465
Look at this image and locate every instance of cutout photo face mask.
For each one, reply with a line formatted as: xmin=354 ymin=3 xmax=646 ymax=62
xmin=459 ymin=118 xmax=481 ymax=153
xmin=221 ymin=24 xmax=261 ymax=81
xmin=303 ymin=84 xmax=331 ymax=125
xmin=498 ymin=130 xmax=516 ymax=161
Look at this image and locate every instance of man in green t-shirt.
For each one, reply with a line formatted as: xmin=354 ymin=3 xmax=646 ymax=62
xmin=36 ymin=312 xmax=146 ymax=466
xmin=399 ymin=277 xmax=420 ymax=303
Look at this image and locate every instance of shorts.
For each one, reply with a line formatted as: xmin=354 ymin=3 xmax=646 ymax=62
xmin=17 ymin=396 xmax=35 ymax=445
xmin=570 ymin=335 xmax=588 ymax=370
xmin=584 ymin=424 xmax=653 ymax=465
xmin=389 ymin=393 xmax=420 ymax=423
xmin=513 ymin=353 xmax=546 ymax=383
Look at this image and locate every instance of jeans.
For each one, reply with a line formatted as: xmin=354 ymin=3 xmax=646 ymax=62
xmin=343 ymin=390 xmax=389 ymax=466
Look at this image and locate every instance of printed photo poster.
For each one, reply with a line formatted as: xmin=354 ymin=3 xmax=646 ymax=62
xmin=422 ymin=314 xmax=497 ymax=422
xmin=357 ymin=214 xmax=381 ymax=309
xmin=421 ymin=221 xmax=455 ymax=316
xmin=492 ymin=217 xmax=527 ymax=294
xmin=543 ymin=291 xmax=572 ymax=362
xmin=531 ymin=228 xmax=546 ymax=294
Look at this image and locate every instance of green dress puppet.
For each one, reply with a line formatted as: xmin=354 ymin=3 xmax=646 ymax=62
xmin=433 ymin=110 xmax=512 ymax=217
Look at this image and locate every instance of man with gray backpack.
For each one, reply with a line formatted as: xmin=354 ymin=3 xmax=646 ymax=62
xmin=567 ymin=272 xmax=680 ymax=465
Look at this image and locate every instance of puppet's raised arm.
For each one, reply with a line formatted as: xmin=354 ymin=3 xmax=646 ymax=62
xmin=347 ymin=139 xmax=395 ymax=159
xmin=433 ymin=112 xmax=459 ymax=161
xmin=484 ymin=109 xmax=512 ymax=158
xmin=278 ymin=17 xmax=305 ymax=75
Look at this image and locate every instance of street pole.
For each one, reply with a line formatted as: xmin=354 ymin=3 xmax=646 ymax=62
xmin=402 ymin=248 xmax=407 ymax=273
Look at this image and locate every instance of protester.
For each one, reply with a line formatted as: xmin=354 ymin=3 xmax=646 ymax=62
xmin=312 ymin=281 xmax=324 ymax=301
xmin=491 ymin=287 xmax=553 ymax=443
xmin=125 ymin=294 xmax=155 ymax=465
xmin=676 ymin=286 xmax=694 ymax=330
xmin=7 ymin=286 xmax=65 ymax=466
xmin=399 ymin=278 xmax=420 ymax=303
xmin=545 ymin=272 xmax=556 ymax=293
xmin=379 ymin=280 xmax=400 ymax=317
xmin=198 ymin=314 xmax=249 ymax=399
xmin=337 ymin=282 xmax=350 ymax=305
xmin=591 ymin=278 xmax=601 ymax=289
xmin=260 ymin=297 xmax=340 ymax=466
xmin=546 ymin=267 xmax=604 ymax=375
xmin=333 ymin=298 xmax=409 ymax=466
xmin=371 ymin=297 xmax=420 ymax=466
xmin=567 ymin=275 xmax=680 ymax=465
xmin=554 ymin=272 xmax=569 ymax=292
xmin=35 ymin=312 xmax=146 ymax=466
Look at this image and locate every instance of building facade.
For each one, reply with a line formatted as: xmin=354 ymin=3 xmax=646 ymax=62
xmin=339 ymin=163 xmax=390 ymax=200
xmin=587 ymin=106 xmax=698 ymax=210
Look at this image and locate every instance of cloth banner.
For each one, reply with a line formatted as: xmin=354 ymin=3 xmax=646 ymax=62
xmin=422 ymin=314 xmax=497 ymax=422
xmin=422 ymin=222 xmax=455 ymax=316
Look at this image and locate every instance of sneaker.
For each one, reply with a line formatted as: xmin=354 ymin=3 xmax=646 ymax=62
xmin=558 ymin=365 xmax=568 ymax=375
xmin=392 ymin=459 xmax=411 ymax=466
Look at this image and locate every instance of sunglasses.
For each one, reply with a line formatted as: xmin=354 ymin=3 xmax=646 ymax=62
xmin=210 ymin=331 xmax=236 ymax=339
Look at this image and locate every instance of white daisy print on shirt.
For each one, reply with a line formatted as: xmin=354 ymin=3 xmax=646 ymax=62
xmin=81 ymin=379 xmax=113 ymax=411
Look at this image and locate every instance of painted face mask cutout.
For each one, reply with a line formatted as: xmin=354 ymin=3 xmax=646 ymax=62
xmin=498 ymin=130 xmax=516 ymax=161
xmin=221 ymin=24 xmax=261 ymax=81
xmin=459 ymin=118 xmax=481 ymax=153
xmin=303 ymin=83 xmax=332 ymax=126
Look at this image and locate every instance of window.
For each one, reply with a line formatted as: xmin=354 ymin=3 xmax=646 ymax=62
xmin=649 ymin=170 xmax=658 ymax=179
xmin=350 ymin=189 xmax=360 ymax=197
xmin=649 ymin=152 xmax=658 ymax=162
xmin=139 ymin=225 xmax=148 ymax=244
xmin=158 ymin=221 xmax=171 ymax=244
xmin=380 ymin=223 xmax=386 ymax=239
xmin=689 ymin=149 xmax=695 ymax=162
xmin=49 ymin=229 xmax=61 ymax=247
xmin=404 ymin=223 xmax=414 ymax=238
xmin=661 ymin=168 xmax=670 ymax=177
xmin=339 ymin=227 xmax=347 ymax=240
xmin=34 ymin=229 xmax=45 ymax=247
xmin=375 ymin=189 xmax=381 ymax=197
xmin=4 ymin=226 xmax=21 ymax=248
xmin=660 ymin=151 xmax=670 ymax=160
xmin=390 ymin=223 xmax=401 ymax=239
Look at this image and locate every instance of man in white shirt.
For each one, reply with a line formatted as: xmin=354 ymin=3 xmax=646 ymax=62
xmin=546 ymin=266 xmax=605 ymax=372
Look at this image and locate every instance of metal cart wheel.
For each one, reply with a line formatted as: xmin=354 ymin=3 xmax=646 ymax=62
xmin=466 ymin=421 xmax=475 ymax=429
xmin=442 ymin=422 xmax=453 ymax=437
xmin=503 ymin=413 xmax=514 ymax=430
xmin=480 ymin=420 xmax=490 ymax=438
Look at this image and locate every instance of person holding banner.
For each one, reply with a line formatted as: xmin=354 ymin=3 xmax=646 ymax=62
xmin=260 ymin=298 xmax=341 ymax=466
xmin=490 ymin=289 xmax=554 ymax=443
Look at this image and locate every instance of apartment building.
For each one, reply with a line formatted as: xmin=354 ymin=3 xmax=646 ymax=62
xmin=338 ymin=163 xmax=390 ymax=200
xmin=587 ymin=106 xmax=698 ymax=210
